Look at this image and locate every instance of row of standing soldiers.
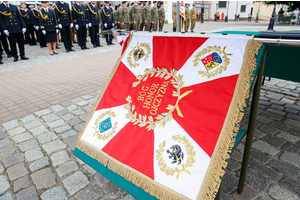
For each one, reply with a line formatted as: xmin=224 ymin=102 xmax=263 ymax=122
xmin=113 ymin=1 xmax=165 ymax=32
xmin=172 ymin=3 xmax=197 ymax=32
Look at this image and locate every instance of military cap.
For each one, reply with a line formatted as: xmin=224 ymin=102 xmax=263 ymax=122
xmin=153 ymin=1 xmax=157 ymax=3
xmin=131 ymin=2 xmax=134 ymax=5
xmin=160 ymin=2 xmax=164 ymax=5
xmin=149 ymin=1 xmax=151 ymax=4
xmin=122 ymin=1 xmax=127 ymax=4
xmin=109 ymin=3 xmax=112 ymax=6
xmin=100 ymin=4 xmax=104 ymax=7
xmin=41 ymin=1 xmax=48 ymax=3
xmin=20 ymin=2 xmax=26 ymax=4
xmin=104 ymin=1 xmax=109 ymax=3
xmin=29 ymin=5 xmax=34 ymax=8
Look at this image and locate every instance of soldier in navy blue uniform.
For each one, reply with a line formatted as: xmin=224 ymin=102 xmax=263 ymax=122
xmin=101 ymin=1 xmax=114 ymax=46
xmin=39 ymin=1 xmax=59 ymax=55
xmin=27 ymin=5 xmax=37 ymax=46
xmin=72 ymin=1 xmax=89 ymax=50
xmin=0 ymin=20 xmax=11 ymax=58
xmin=0 ymin=1 xmax=29 ymax=62
xmin=33 ymin=3 xmax=46 ymax=48
xmin=54 ymin=1 xmax=75 ymax=52
xmin=87 ymin=1 xmax=102 ymax=48
xmin=19 ymin=2 xmax=31 ymax=44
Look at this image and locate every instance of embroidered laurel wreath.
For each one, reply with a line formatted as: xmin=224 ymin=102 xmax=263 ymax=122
xmin=124 ymin=67 xmax=192 ymax=130
xmin=193 ymin=45 xmax=232 ymax=79
xmin=92 ymin=110 xmax=118 ymax=141
xmin=127 ymin=42 xmax=151 ymax=68
xmin=156 ymin=135 xmax=196 ymax=179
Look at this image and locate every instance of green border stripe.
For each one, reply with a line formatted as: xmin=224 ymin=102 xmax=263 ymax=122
xmin=213 ymin=31 xmax=260 ymax=35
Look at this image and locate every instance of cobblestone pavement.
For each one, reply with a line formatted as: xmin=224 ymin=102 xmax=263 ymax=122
xmin=0 ymin=21 xmax=300 ymax=200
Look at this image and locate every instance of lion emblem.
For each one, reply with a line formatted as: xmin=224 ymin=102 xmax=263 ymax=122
xmin=167 ymin=144 xmax=184 ymax=165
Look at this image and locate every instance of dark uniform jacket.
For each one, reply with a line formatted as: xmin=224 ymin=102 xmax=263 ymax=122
xmin=72 ymin=3 xmax=88 ymax=27
xmin=32 ymin=9 xmax=40 ymax=26
xmin=39 ymin=8 xmax=58 ymax=32
xmin=101 ymin=6 xmax=114 ymax=27
xmin=0 ymin=3 xmax=26 ymax=33
xmin=19 ymin=8 xmax=32 ymax=25
xmin=27 ymin=9 xmax=36 ymax=25
xmin=86 ymin=3 xmax=100 ymax=25
xmin=54 ymin=2 xmax=72 ymax=26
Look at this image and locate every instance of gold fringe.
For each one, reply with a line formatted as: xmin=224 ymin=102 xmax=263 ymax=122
xmin=72 ymin=5 xmax=84 ymax=15
xmin=197 ymin=39 xmax=263 ymax=200
xmin=76 ymin=37 xmax=263 ymax=200
xmin=55 ymin=3 xmax=66 ymax=14
xmin=0 ymin=11 xmax=11 ymax=16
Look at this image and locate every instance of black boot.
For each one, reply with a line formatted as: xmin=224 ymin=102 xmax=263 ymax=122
xmin=173 ymin=28 xmax=176 ymax=32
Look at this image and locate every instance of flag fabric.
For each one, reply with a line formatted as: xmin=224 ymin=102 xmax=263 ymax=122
xmin=76 ymin=33 xmax=262 ymax=200
xmin=180 ymin=1 xmax=185 ymax=19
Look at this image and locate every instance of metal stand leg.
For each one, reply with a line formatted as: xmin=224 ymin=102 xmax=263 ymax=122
xmin=237 ymin=51 xmax=266 ymax=194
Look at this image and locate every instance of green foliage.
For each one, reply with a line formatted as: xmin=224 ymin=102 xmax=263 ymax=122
xmin=263 ymin=1 xmax=300 ymax=12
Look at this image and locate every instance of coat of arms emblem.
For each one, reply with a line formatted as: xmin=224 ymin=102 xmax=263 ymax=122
xmin=127 ymin=42 xmax=151 ymax=68
xmin=133 ymin=48 xmax=145 ymax=62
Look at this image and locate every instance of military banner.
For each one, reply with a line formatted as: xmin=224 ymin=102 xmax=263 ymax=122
xmin=75 ymin=33 xmax=262 ymax=200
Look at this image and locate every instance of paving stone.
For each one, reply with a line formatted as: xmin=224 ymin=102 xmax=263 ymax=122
xmin=268 ymin=121 xmax=290 ymax=131
xmin=23 ymin=120 xmax=43 ymax=129
xmin=61 ymin=113 xmax=76 ymax=121
xmin=222 ymin=173 xmax=238 ymax=194
xmin=13 ymin=176 xmax=30 ymax=192
xmin=285 ymin=108 xmax=299 ymax=115
xmin=246 ymin=169 xmax=271 ymax=191
xmin=76 ymin=158 xmax=85 ymax=165
xmin=83 ymin=105 xmax=93 ymax=112
xmin=61 ymin=130 xmax=77 ymax=139
xmin=73 ymin=109 xmax=85 ymax=116
xmin=66 ymin=135 xmax=79 ymax=151
xmin=0 ymin=175 xmax=10 ymax=195
xmin=252 ymin=140 xmax=280 ymax=156
xmin=29 ymin=157 xmax=50 ymax=172
xmin=0 ymin=144 xmax=15 ymax=157
xmin=287 ymin=113 xmax=300 ymax=121
xmin=17 ymin=139 xmax=39 ymax=152
xmin=284 ymin=118 xmax=300 ymax=128
xmin=95 ymin=172 xmax=110 ymax=187
xmin=266 ymin=108 xmax=286 ymax=116
xmin=249 ymin=159 xmax=282 ymax=181
xmin=233 ymin=184 xmax=260 ymax=200
xmin=31 ymin=168 xmax=56 ymax=190
xmin=7 ymin=127 xmax=26 ymax=136
xmin=56 ymin=109 xmax=69 ymax=116
xmin=12 ymin=132 xmax=33 ymax=143
xmin=0 ymin=130 xmax=7 ymax=140
xmin=42 ymin=139 xmax=67 ymax=155
xmin=62 ymin=171 xmax=89 ymax=195
xmin=71 ymin=97 xmax=83 ymax=103
xmin=103 ymin=181 xmax=123 ymax=199
xmin=256 ymin=116 xmax=272 ymax=124
xmin=281 ymin=142 xmax=300 ymax=154
xmin=259 ymin=124 xmax=279 ymax=135
xmin=280 ymin=152 xmax=300 ymax=168
xmin=119 ymin=194 xmax=135 ymax=200
xmin=48 ymin=119 xmax=66 ymax=129
xmin=16 ymin=186 xmax=39 ymax=200
xmin=81 ymin=95 xmax=93 ymax=100
xmin=279 ymin=177 xmax=300 ymax=195
xmin=270 ymin=100 xmax=285 ymax=105
xmin=270 ymin=104 xmax=284 ymax=111
xmin=74 ymin=122 xmax=85 ymax=132
xmin=2 ymin=119 xmax=20 ymax=130
xmin=2 ymin=153 xmax=24 ymax=168
xmin=68 ymin=118 xmax=82 ymax=126
xmin=269 ymin=184 xmax=299 ymax=200
xmin=0 ymin=163 xmax=4 ymax=174
xmin=37 ymin=131 xmax=58 ymax=144
xmin=67 ymin=105 xmax=78 ymax=111
xmin=236 ymin=143 xmax=245 ymax=154
xmin=285 ymin=104 xmax=300 ymax=111
xmin=269 ymin=160 xmax=300 ymax=177
xmin=0 ymin=138 xmax=10 ymax=148
xmin=20 ymin=114 xmax=36 ymax=124
xmin=25 ymin=148 xmax=44 ymax=162
xmin=56 ymin=161 xmax=78 ymax=177
xmin=226 ymin=160 xmax=240 ymax=172
xmin=0 ymin=193 xmax=13 ymax=200
xmin=50 ymin=150 xmax=70 ymax=167
xmin=261 ymin=135 xmax=285 ymax=148
xmin=288 ymin=127 xmax=300 ymax=137
xmin=265 ymin=92 xmax=284 ymax=100
xmin=76 ymin=100 xmax=89 ymax=107
xmin=34 ymin=109 xmax=51 ymax=117
xmin=42 ymin=114 xmax=60 ymax=123
xmin=277 ymin=132 xmax=300 ymax=143
xmin=79 ymin=113 xmax=89 ymax=121
xmin=75 ymin=184 xmax=103 ymax=200
xmin=259 ymin=100 xmax=271 ymax=106
xmin=260 ymin=111 xmax=283 ymax=121
xmin=249 ymin=149 xmax=272 ymax=164
xmin=83 ymin=164 xmax=97 ymax=175
xmin=51 ymin=105 xmax=64 ymax=112
xmin=7 ymin=163 xmax=28 ymax=181
xmin=61 ymin=101 xmax=73 ymax=107
xmin=30 ymin=125 xmax=48 ymax=136
xmin=53 ymin=125 xmax=71 ymax=134
xmin=285 ymin=84 xmax=297 ymax=90
xmin=41 ymin=186 xmax=68 ymax=200
xmin=281 ymin=98 xmax=295 ymax=104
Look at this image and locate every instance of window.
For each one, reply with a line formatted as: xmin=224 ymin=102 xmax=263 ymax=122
xmin=240 ymin=5 xmax=246 ymax=12
xmin=219 ymin=1 xmax=227 ymax=8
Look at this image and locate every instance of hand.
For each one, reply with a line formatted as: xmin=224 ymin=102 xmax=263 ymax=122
xmin=75 ymin=24 xmax=79 ymax=30
xmin=58 ymin=24 xmax=62 ymax=29
xmin=121 ymin=22 xmax=124 ymax=26
xmin=22 ymin=28 xmax=26 ymax=34
xmin=140 ymin=20 xmax=142 ymax=24
xmin=70 ymin=23 xmax=74 ymax=28
xmin=133 ymin=21 xmax=136 ymax=25
xmin=35 ymin=26 xmax=39 ymax=30
xmin=56 ymin=29 xmax=59 ymax=33
xmin=0 ymin=32 xmax=1 ymax=36
xmin=160 ymin=20 xmax=162 ymax=23
xmin=86 ymin=24 xmax=88 ymax=29
xmin=104 ymin=23 xmax=107 ymax=28
xmin=88 ymin=23 xmax=92 ymax=27
xmin=99 ymin=23 xmax=101 ymax=27
xmin=42 ymin=30 xmax=46 ymax=35
xmin=112 ymin=23 xmax=114 ymax=26
xmin=151 ymin=21 xmax=154 ymax=24
xmin=4 ymin=30 xmax=9 ymax=36
xmin=145 ymin=20 xmax=147 ymax=24
xmin=130 ymin=21 xmax=133 ymax=24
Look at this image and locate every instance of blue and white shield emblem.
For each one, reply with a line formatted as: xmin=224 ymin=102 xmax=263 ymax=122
xmin=99 ymin=117 xmax=112 ymax=133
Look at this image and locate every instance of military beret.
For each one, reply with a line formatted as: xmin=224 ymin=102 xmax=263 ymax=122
xmin=122 ymin=1 xmax=127 ymax=4
xmin=149 ymin=1 xmax=151 ymax=4
xmin=160 ymin=2 xmax=164 ymax=5
xmin=131 ymin=2 xmax=134 ymax=5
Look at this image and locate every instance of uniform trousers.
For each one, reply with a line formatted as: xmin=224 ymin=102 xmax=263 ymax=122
xmin=121 ymin=23 xmax=129 ymax=30
xmin=89 ymin=25 xmax=100 ymax=46
xmin=61 ymin=26 xmax=72 ymax=50
xmin=151 ymin=22 xmax=158 ymax=31
xmin=191 ymin=19 xmax=196 ymax=31
xmin=8 ymin=33 xmax=25 ymax=58
xmin=144 ymin=22 xmax=151 ymax=31
xmin=0 ymin=33 xmax=10 ymax=54
xmin=38 ymin=29 xmax=46 ymax=47
xmin=140 ymin=22 xmax=144 ymax=31
xmin=132 ymin=21 xmax=140 ymax=31
xmin=78 ymin=26 xmax=87 ymax=48
xmin=27 ymin=24 xmax=36 ymax=45
xmin=159 ymin=21 xmax=164 ymax=31
xmin=184 ymin=19 xmax=190 ymax=32
xmin=179 ymin=17 xmax=184 ymax=32
xmin=104 ymin=25 xmax=113 ymax=44
xmin=23 ymin=25 xmax=29 ymax=44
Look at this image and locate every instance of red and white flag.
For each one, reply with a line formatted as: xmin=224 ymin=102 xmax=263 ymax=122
xmin=180 ymin=1 xmax=185 ymax=19
xmin=77 ymin=34 xmax=262 ymax=200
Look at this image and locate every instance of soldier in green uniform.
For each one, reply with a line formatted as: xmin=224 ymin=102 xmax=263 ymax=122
xmin=139 ymin=2 xmax=145 ymax=31
xmin=184 ymin=3 xmax=191 ymax=32
xmin=120 ymin=1 xmax=130 ymax=30
xmin=113 ymin=5 xmax=118 ymax=28
xmin=190 ymin=4 xmax=196 ymax=32
xmin=151 ymin=1 xmax=158 ymax=31
xmin=143 ymin=1 xmax=151 ymax=31
xmin=117 ymin=4 xmax=122 ymax=29
xmin=99 ymin=4 xmax=104 ymax=32
xmin=158 ymin=2 xmax=165 ymax=32
xmin=129 ymin=2 xmax=134 ymax=31
xmin=172 ymin=4 xmax=177 ymax=32
xmin=131 ymin=1 xmax=141 ymax=31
